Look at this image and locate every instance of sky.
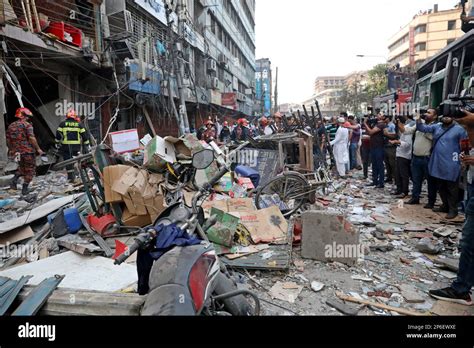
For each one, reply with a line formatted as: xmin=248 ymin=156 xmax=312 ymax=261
xmin=255 ymin=0 xmax=461 ymax=104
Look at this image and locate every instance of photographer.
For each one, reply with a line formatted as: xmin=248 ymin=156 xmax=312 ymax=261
xmin=430 ymin=109 xmax=474 ymax=306
xmin=400 ymin=108 xmax=438 ymax=207
xmin=416 ymin=111 xmax=468 ymax=220
xmin=364 ymin=113 xmax=386 ymax=188
xmin=389 ymin=116 xmax=413 ymax=198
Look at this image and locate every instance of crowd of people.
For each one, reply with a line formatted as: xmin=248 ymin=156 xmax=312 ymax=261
xmin=326 ymin=108 xmax=474 ymax=221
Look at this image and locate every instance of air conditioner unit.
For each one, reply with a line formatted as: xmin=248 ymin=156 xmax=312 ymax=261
xmin=208 ymin=77 xmax=219 ymax=90
xmin=236 ymin=92 xmax=245 ymax=101
xmin=218 ymin=53 xmax=228 ymax=65
xmin=207 ymin=59 xmax=217 ymax=72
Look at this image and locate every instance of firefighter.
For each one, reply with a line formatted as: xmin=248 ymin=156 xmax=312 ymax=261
xmin=55 ymin=109 xmax=90 ymax=182
xmin=6 ymin=107 xmax=45 ymax=195
xmin=231 ymin=118 xmax=250 ymax=142
xmin=202 ymin=120 xmax=217 ymax=143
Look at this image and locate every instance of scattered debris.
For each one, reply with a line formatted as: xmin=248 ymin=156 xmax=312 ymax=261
xmin=269 ymin=281 xmax=303 ymax=303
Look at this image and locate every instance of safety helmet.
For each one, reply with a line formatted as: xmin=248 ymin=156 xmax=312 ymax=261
xmin=260 ymin=117 xmax=269 ymax=126
xmin=15 ymin=107 xmax=33 ymax=119
xmin=66 ymin=109 xmax=78 ymax=120
xmin=238 ymin=118 xmax=248 ymax=126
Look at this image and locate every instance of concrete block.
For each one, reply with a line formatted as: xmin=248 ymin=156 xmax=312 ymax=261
xmin=301 ymin=210 xmax=360 ymax=266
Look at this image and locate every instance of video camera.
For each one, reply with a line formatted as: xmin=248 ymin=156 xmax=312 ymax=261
xmin=439 ymin=94 xmax=474 ymax=119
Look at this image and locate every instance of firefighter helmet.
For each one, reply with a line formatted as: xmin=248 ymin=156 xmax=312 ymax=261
xmin=66 ymin=109 xmax=78 ymax=120
xmin=15 ymin=107 xmax=33 ymax=119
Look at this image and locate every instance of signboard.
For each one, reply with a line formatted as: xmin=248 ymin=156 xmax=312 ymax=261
xmin=237 ymin=149 xmax=280 ymax=187
xmin=222 ymin=93 xmax=237 ymax=109
xmin=256 ymin=66 xmax=271 ymax=117
xmin=134 ymin=0 xmax=167 ymax=25
xmin=210 ymin=90 xmax=222 ymax=106
xmin=128 ymin=63 xmax=161 ymax=95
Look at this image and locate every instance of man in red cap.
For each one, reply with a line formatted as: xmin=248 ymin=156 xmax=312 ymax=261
xmin=202 ymin=119 xmax=217 ymax=143
xmin=6 ymin=107 xmax=44 ymax=195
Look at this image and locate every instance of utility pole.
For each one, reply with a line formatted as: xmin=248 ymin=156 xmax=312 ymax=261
xmin=164 ymin=0 xmax=190 ymax=135
xmin=274 ymin=66 xmax=278 ymax=114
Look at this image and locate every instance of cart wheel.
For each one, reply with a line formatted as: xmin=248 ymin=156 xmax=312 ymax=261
xmin=255 ymin=172 xmax=310 ymax=218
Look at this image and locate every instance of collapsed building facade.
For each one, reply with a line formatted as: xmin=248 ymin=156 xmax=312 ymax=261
xmin=0 ymin=0 xmax=257 ymax=170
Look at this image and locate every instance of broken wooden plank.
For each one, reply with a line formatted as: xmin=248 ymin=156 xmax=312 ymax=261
xmin=335 ymin=291 xmax=427 ymax=316
xmin=57 ymin=235 xmax=102 ymax=256
xmin=0 ymin=226 xmax=34 ymax=246
xmin=17 ymin=286 xmax=145 ymax=316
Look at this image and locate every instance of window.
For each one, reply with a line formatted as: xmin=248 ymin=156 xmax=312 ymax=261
xmin=414 ymin=24 xmax=427 ymax=35
xmin=415 ymin=42 xmax=426 ymax=52
xmin=448 ymin=20 xmax=456 ymax=30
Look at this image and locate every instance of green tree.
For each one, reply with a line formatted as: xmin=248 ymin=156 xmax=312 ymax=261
xmin=366 ymin=63 xmax=389 ymax=101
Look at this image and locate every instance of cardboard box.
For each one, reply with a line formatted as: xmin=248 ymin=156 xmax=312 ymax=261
xmin=103 ymin=165 xmax=131 ymax=203
xmin=122 ymin=207 xmax=152 ymax=227
xmin=143 ymin=136 xmax=177 ymax=171
xmin=109 ymin=129 xmax=140 ymax=154
xmin=165 ymin=136 xmax=192 ymax=158
xmin=112 ymin=167 xmax=140 ymax=196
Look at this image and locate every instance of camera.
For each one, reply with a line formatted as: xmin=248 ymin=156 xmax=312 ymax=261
xmin=439 ymin=94 xmax=474 ymax=118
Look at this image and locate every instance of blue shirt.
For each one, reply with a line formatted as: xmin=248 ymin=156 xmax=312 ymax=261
xmin=417 ymin=122 xmax=468 ymax=182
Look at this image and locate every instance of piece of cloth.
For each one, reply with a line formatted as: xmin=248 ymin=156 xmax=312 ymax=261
xmin=437 ymin=178 xmax=460 ymax=214
xmin=451 ymin=191 xmax=474 ymax=294
xmin=417 ymin=122 xmax=468 ymax=182
xmin=396 ymin=132 xmax=413 ymax=160
xmin=411 ymin=155 xmax=438 ymax=204
xmin=371 ymin=147 xmax=385 ymax=186
xmin=395 ymin=157 xmax=411 ymax=195
xmin=150 ymin=224 xmax=201 ymax=260
xmin=384 ymin=146 xmax=397 ymax=182
xmin=404 ymin=122 xmax=434 ymax=157
xmin=331 ymin=127 xmax=349 ymax=176
xmin=6 ymin=119 xmax=35 ymax=154
xmin=17 ymin=154 xmax=36 ymax=184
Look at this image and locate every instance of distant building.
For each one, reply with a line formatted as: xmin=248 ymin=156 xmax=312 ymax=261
xmin=314 ymin=76 xmax=346 ymax=95
xmin=388 ymin=4 xmax=465 ymax=69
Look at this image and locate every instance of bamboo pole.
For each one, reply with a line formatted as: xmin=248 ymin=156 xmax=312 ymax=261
xmin=336 ymin=292 xmax=428 ymax=316
xmin=20 ymin=0 xmax=32 ymax=31
xmin=24 ymin=0 xmax=34 ymax=32
xmin=30 ymin=0 xmax=41 ymax=32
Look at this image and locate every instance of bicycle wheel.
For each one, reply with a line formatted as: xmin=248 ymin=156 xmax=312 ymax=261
xmin=255 ymin=173 xmax=310 ymax=218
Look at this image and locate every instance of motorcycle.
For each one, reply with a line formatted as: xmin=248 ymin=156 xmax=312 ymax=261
xmin=115 ymin=146 xmax=260 ymax=316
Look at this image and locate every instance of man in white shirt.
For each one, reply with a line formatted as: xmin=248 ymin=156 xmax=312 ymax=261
xmin=330 ymin=118 xmax=350 ymax=178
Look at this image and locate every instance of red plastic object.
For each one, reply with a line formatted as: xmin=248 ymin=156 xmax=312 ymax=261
xmin=293 ymin=220 xmax=302 ymax=245
xmin=45 ymin=21 xmax=83 ymax=48
xmin=87 ymin=213 xmax=116 ymax=236
xmin=112 ymin=240 xmax=128 ymax=260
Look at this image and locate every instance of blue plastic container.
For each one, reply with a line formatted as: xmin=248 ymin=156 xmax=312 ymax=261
xmin=63 ymin=208 xmax=82 ymax=234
